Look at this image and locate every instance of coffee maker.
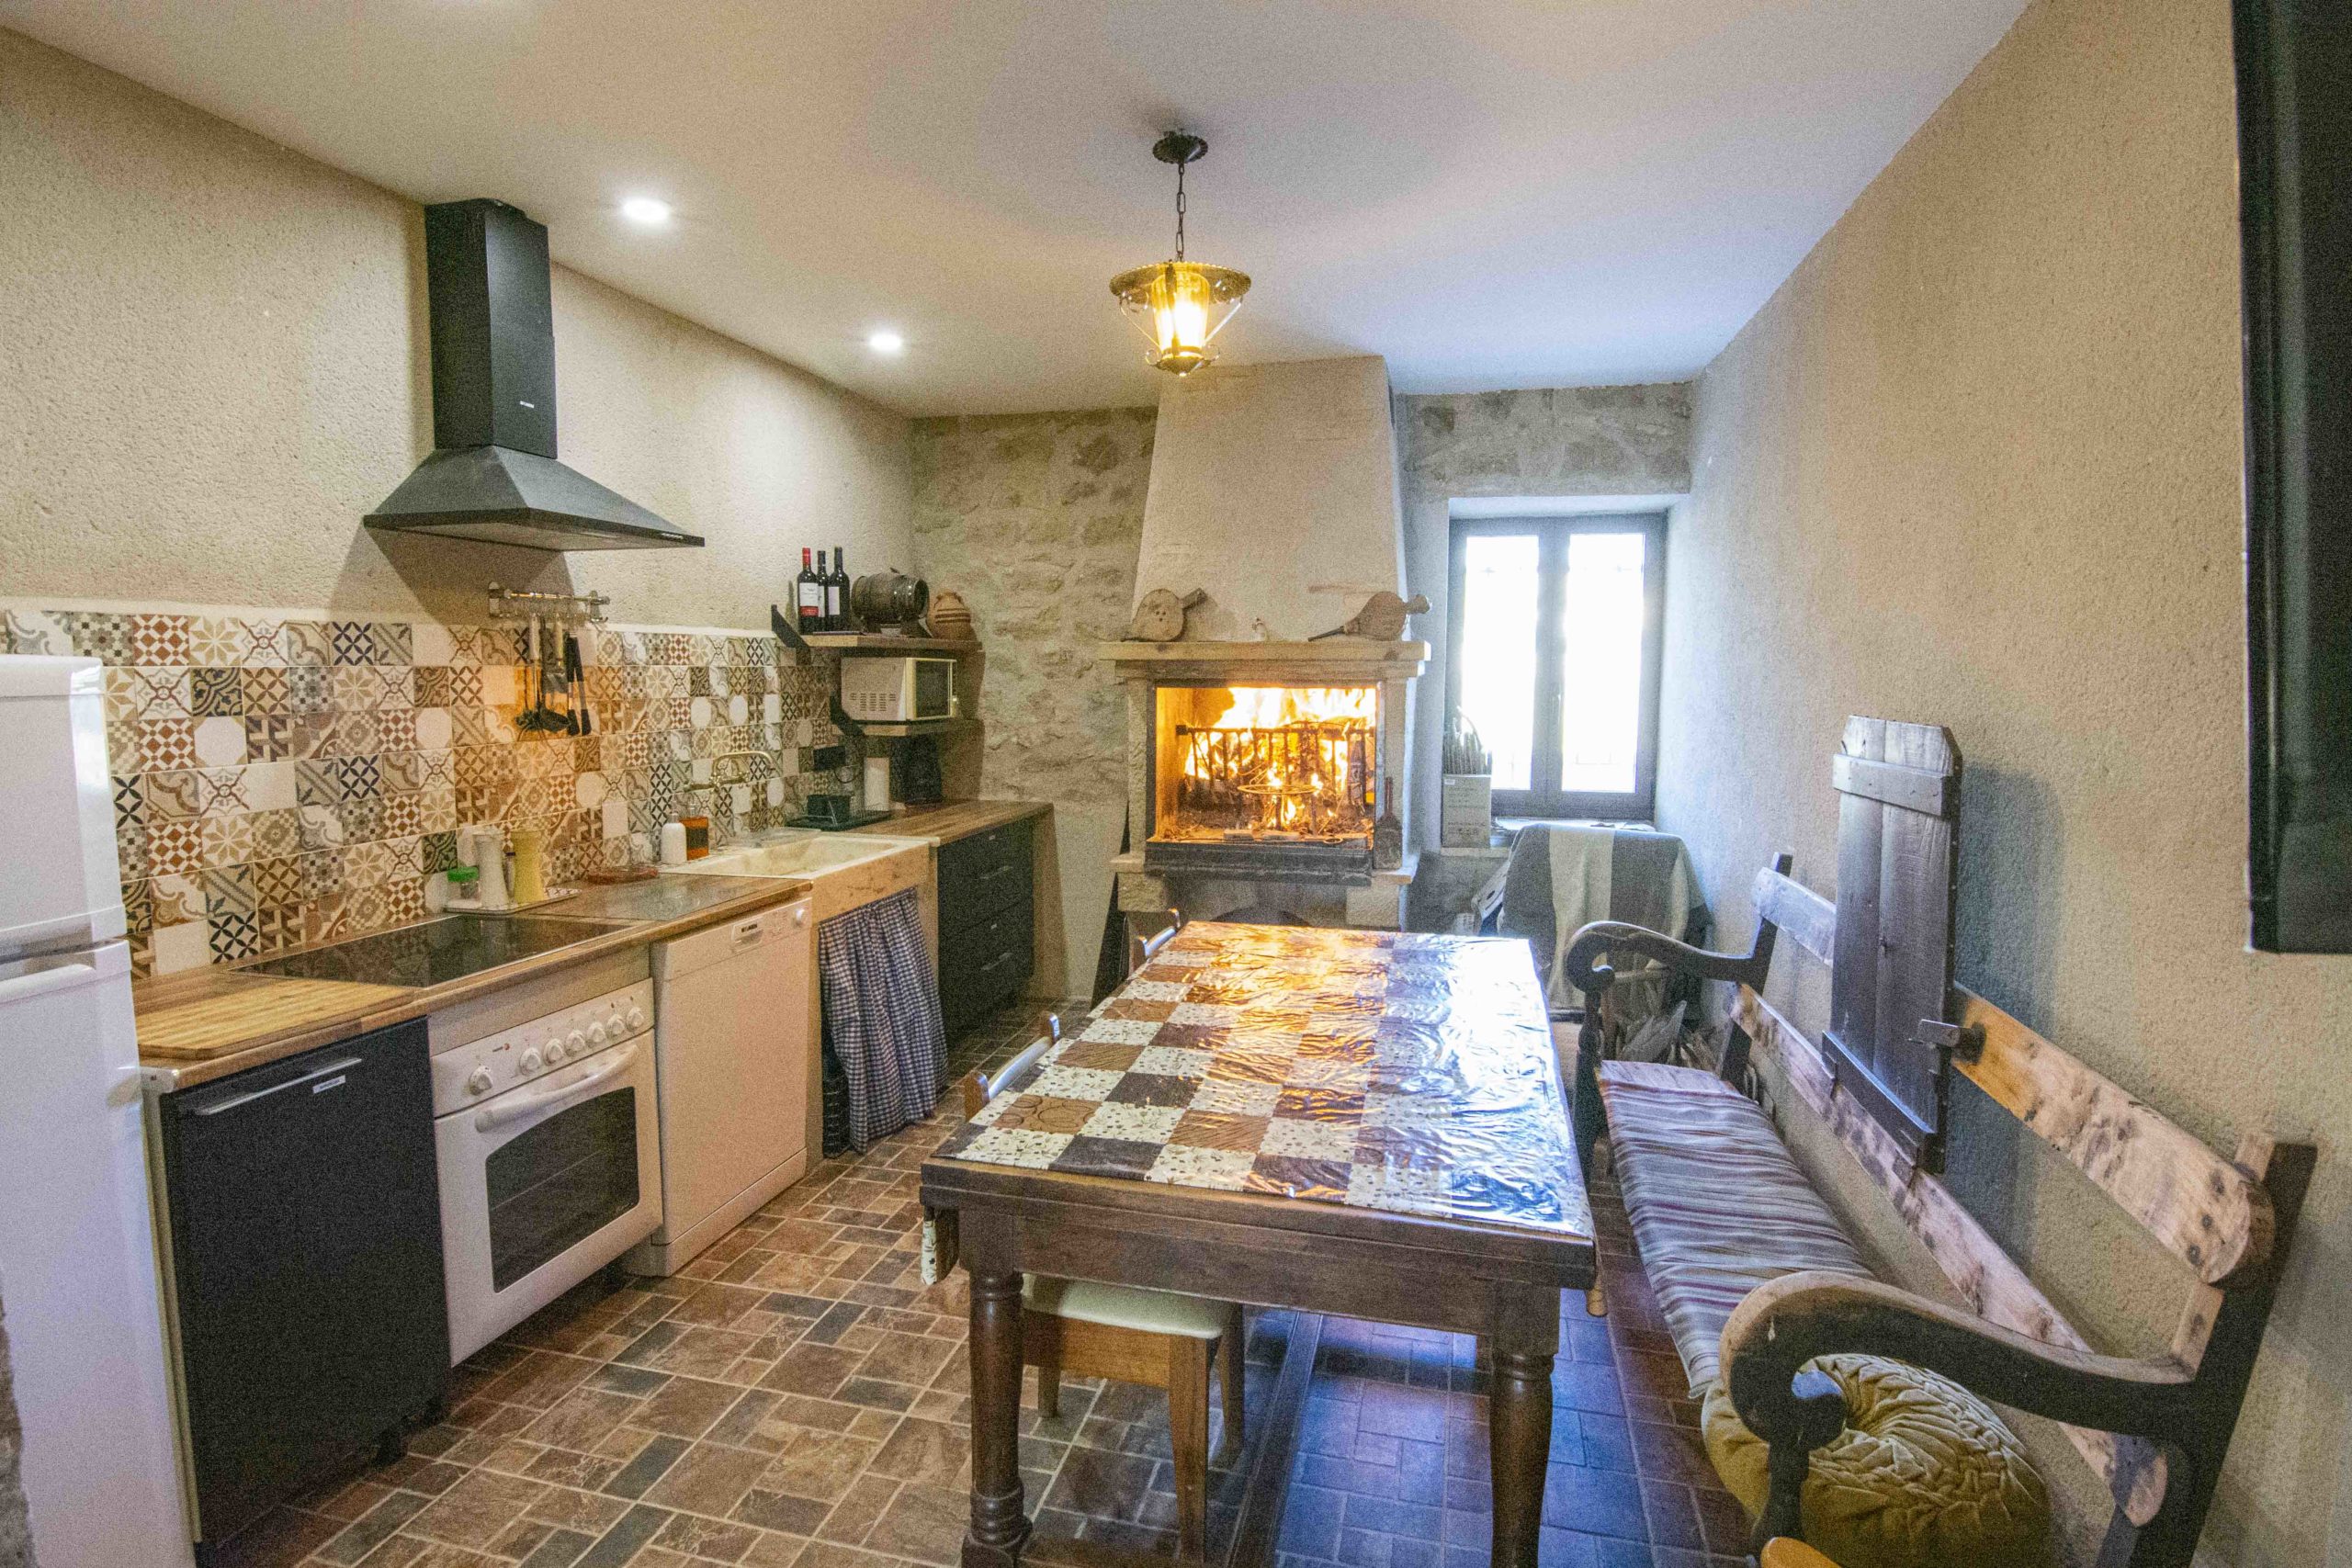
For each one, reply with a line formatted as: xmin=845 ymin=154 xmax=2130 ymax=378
xmin=895 ymin=736 xmax=944 ymax=805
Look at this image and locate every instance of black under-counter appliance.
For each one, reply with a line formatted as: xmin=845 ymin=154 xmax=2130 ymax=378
xmin=154 ymin=1019 xmax=448 ymax=1554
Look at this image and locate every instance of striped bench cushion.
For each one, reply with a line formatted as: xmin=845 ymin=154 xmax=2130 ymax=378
xmin=1598 ymin=1061 xmax=1870 ymax=1397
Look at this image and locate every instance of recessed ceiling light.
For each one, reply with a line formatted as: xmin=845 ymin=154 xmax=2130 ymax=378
xmin=866 ymin=330 xmax=905 ymax=355
xmin=619 ymin=197 xmax=673 ymax=227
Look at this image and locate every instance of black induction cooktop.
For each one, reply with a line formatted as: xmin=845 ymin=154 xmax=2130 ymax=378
xmin=236 ymin=915 xmax=624 ymax=988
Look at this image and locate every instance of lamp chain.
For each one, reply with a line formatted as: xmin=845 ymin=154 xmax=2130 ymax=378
xmin=1174 ymin=161 xmax=1187 ymax=261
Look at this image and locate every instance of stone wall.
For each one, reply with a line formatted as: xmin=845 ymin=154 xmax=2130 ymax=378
xmin=910 ymin=409 xmax=1157 ymax=998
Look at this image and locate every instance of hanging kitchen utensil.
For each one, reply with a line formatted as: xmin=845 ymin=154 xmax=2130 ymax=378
xmin=565 ymin=631 xmax=590 ymax=735
xmin=515 ymin=613 xmax=569 ymax=733
xmin=545 ymin=625 xmax=571 ymax=731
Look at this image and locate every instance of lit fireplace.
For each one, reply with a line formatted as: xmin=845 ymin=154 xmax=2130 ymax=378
xmin=1106 ymin=638 xmax=1421 ymax=914
xmin=1154 ymin=684 xmax=1379 ymax=847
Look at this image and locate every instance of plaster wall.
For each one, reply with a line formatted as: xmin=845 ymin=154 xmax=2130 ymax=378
xmin=1655 ymin=0 xmax=2351 ymax=1561
xmin=1134 ymin=355 xmax=1403 ymax=642
xmin=0 ymin=1298 xmax=25 ymax=1568
xmin=910 ymin=410 xmax=1156 ymax=998
xmin=0 ymin=27 xmax=912 ymax=632
xmin=1394 ymin=386 xmax=1691 ymax=858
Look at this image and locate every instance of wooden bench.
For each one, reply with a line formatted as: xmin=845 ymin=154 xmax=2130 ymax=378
xmin=1563 ymin=860 xmax=2313 ymax=1566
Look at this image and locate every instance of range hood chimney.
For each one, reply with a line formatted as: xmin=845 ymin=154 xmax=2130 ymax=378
xmin=366 ymin=199 xmax=702 ymax=552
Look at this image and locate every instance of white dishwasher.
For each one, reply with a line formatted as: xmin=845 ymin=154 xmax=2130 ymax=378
xmin=628 ymin=895 xmax=813 ymax=1275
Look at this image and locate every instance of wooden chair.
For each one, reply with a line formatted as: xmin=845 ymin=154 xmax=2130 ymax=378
xmin=956 ymin=1012 xmax=1245 ymax=1560
xmin=1127 ymin=908 xmax=1183 ymax=975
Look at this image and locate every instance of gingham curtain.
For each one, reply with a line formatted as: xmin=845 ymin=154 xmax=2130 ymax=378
xmin=817 ymin=886 xmax=945 ymax=1150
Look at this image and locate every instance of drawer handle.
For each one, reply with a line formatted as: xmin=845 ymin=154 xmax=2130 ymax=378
xmin=978 ymin=950 xmax=1019 ymax=975
xmin=192 ymin=1056 xmax=364 ymax=1116
xmin=972 ymin=863 xmax=1016 ymax=885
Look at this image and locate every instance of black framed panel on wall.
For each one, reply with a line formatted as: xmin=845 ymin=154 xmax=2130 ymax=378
xmin=2235 ymin=0 xmax=2352 ymax=952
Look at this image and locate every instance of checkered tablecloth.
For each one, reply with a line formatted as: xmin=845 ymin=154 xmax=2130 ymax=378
xmin=934 ymin=921 xmax=1590 ymax=1236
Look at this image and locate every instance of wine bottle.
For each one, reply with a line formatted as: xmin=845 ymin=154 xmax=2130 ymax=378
xmin=797 ymin=547 xmax=822 ymax=633
xmin=828 ymin=547 xmax=848 ymax=631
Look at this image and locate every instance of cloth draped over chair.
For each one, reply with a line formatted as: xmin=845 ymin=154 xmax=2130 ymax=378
xmin=817 ymin=886 xmax=945 ymax=1151
xmin=1498 ymin=824 xmax=1703 ymax=1013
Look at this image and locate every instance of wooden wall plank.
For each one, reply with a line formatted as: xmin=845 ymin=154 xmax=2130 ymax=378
xmin=2170 ymin=1135 xmax=2276 ymax=1371
xmin=1831 ymin=752 xmax=1957 ymax=816
xmin=1753 ymin=869 xmax=1836 ymax=966
xmin=1829 ymin=719 xmax=1889 ymax=1098
xmin=1734 ymin=985 xmax=2169 ymax=1524
xmin=1954 ymin=990 xmax=2274 ymax=1287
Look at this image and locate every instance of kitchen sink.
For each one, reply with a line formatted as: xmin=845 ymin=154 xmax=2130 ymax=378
xmin=666 ymin=830 xmax=928 ymax=880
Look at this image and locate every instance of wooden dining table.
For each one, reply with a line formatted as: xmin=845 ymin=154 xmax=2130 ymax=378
xmin=920 ymin=920 xmax=1596 ymax=1568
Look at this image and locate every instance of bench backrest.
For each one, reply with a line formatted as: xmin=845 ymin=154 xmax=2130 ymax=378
xmin=1730 ymin=861 xmax=2313 ymax=1562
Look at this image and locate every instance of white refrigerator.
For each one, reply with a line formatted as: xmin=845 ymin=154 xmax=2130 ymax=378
xmin=0 ymin=655 xmax=193 ymax=1566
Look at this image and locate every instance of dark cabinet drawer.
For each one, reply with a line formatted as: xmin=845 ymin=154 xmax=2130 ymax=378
xmin=939 ymin=891 xmax=1034 ymax=1041
xmin=937 ymin=818 xmax=1033 ymax=928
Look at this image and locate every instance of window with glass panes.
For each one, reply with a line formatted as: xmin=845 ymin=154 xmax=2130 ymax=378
xmin=1444 ymin=514 xmax=1665 ymax=820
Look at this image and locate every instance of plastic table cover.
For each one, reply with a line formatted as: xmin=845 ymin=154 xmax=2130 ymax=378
xmin=934 ymin=921 xmax=1592 ymax=1237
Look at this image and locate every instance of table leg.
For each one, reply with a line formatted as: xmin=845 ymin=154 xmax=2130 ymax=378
xmin=965 ymin=1268 xmax=1031 ymax=1568
xmin=1487 ymin=1347 xmax=1555 ymax=1568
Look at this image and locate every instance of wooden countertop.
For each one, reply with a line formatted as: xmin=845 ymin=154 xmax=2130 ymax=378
xmin=135 ymin=874 xmax=812 ymax=1091
xmin=842 ymin=798 xmax=1048 ymax=845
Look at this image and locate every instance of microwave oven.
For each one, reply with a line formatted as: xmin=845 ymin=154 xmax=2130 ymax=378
xmin=840 ymin=655 xmax=956 ymax=723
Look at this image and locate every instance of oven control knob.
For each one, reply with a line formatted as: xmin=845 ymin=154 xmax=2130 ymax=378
xmin=587 ymin=1021 xmax=609 ymax=1046
xmin=626 ymin=1006 xmax=647 ymax=1032
xmin=465 ymin=1066 xmax=493 ymax=1096
xmin=521 ymin=1047 xmax=543 ymax=1073
xmin=545 ymin=1039 xmax=566 ymax=1065
xmin=605 ymin=1010 xmax=627 ymax=1037
xmin=567 ymin=1029 xmax=586 ymax=1054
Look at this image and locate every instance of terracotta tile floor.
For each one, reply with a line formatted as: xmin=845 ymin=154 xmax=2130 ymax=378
xmin=219 ymin=998 xmax=1753 ymax=1568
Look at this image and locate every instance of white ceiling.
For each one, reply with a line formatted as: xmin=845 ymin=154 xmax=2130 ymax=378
xmin=4 ymin=0 xmax=2029 ymax=416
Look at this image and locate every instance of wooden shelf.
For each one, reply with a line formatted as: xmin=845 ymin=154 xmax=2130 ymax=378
xmin=801 ymin=633 xmax=982 ymax=654
xmin=856 ymin=716 xmax=978 ymax=739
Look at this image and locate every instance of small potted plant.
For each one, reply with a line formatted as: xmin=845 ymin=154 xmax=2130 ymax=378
xmin=1441 ymin=716 xmax=1494 ymax=848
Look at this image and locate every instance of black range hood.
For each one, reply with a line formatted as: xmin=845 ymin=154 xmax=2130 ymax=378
xmin=367 ymin=198 xmax=702 ymax=552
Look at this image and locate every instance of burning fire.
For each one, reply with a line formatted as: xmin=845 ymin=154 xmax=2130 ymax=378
xmin=1196 ymin=685 xmax=1378 ymax=734
xmin=1169 ymin=685 xmax=1377 ymax=839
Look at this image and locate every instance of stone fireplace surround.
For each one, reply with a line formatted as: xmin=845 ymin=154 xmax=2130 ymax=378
xmin=1103 ymin=637 xmax=1426 ymax=936
xmin=1107 ymin=354 xmax=1424 ymax=937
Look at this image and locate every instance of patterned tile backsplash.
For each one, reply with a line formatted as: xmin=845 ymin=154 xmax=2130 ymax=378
xmin=1 ymin=605 xmax=848 ymax=977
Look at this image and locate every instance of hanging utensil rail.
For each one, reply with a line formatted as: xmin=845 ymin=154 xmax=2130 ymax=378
xmin=486 ymin=583 xmax=611 ymax=625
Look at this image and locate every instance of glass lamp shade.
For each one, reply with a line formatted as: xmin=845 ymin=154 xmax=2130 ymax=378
xmin=1108 ymin=260 xmax=1250 ymax=375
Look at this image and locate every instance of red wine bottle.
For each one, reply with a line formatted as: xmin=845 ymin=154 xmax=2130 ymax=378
xmin=797 ymin=547 xmax=823 ymax=633
xmin=827 ymin=547 xmax=848 ymax=631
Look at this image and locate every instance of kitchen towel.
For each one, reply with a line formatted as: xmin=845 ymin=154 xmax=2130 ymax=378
xmin=817 ymin=886 xmax=946 ymax=1151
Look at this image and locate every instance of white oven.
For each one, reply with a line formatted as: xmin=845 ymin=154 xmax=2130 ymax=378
xmin=431 ymin=978 xmax=662 ymax=1363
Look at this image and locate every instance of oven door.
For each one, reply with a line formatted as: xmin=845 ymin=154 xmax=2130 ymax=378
xmin=434 ymin=1035 xmax=662 ymax=1363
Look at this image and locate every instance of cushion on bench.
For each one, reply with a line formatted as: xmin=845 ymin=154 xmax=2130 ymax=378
xmin=1598 ymin=1062 xmax=1870 ymax=1396
xmin=1702 ymin=1354 xmax=2050 ymax=1568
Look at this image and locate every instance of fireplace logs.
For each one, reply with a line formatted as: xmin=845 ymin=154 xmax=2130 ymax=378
xmin=1152 ymin=685 xmax=1378 ymax=864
